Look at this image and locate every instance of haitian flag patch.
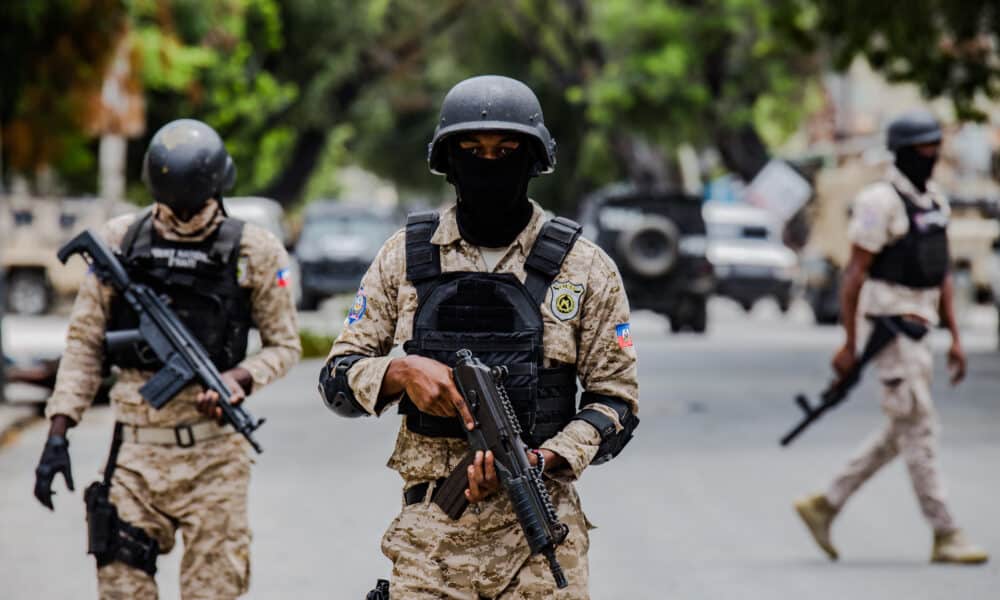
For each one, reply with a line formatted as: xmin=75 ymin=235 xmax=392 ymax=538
xmin=615 ymin=323 xmax=633 ymax=349
xmin=276 ymin=268 xmax=291 ymax=288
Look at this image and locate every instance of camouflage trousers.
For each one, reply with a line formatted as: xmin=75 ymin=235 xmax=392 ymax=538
xmin=381 ymin=479 xmax=591 ymax=599
xmin=826 ymin=327 xmax=957 ymax=533
xmin=96 ymin=432 xmax=253 ymax=600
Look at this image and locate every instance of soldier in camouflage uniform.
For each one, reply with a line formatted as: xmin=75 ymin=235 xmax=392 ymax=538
xmin=321 ymin=76 xmax=640 ymax=599
xmin=33 ymin=119 xmax=301 ymax=599
xmin=794 ymin=111 xmax=988 ymax=565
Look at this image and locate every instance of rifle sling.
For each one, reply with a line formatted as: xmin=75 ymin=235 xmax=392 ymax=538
xmin=102 ymin=422 xmax=125 ymax=487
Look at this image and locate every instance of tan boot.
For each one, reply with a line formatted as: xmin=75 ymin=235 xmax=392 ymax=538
xmin=794 ymin=493 xmax=839 ymax=560
xmin=931 ymin=530 xmax=989 ymax=564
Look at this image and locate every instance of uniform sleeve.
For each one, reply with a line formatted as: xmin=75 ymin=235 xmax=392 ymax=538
xmin=237 ymin=229 xmax=302 ymax=392
xmin=325 ymin=230 xmax=404 ymax=415
xmin=44 ymin=233 xmax=118 ymax=424
xmin=847 ymin=184 xmax=894 ymax=253
xmin=540 ymin=248 xmax=639 ymax=480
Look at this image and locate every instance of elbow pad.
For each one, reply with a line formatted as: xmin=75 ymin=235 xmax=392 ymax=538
xmin=572 ymin=392 xmax=639 ymax=465
xmin=319 ymin=355 xmax=368 ymax=418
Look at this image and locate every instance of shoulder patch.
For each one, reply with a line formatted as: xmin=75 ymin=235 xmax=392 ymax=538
xmin=550 ymin=281 xmax=584 ymax=321
xmin=237 ymin=255 xmax=250 ymax=285
xmin=616 ymin=323 xmax=633 ymax=349
xmin=276 ymin=267 xmax=290 ymax=288
xmin=346 ymin=286 xmax=367 ymax=325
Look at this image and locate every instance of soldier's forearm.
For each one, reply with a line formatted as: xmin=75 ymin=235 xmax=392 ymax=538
xmin=939 ymin=274 xmax=961 ymax=340
xmin=379 ymin=356 xmax=410 ymax=399
xmin=839 ymin=266 xmax=865 ymax=346
xmin=48 ymin=414 xmax=75 ymax=437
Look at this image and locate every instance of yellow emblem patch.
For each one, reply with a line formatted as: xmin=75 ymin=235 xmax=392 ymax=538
xmin=550 ymin=281 xmax=584 ymax=321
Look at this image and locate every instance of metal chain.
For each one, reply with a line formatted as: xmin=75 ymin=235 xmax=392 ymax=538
xmin=493 ymin=367 xmax=522 ymax=437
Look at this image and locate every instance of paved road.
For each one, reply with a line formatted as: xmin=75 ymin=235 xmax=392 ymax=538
xmin=1 ymin=299 xmax=999 ymax=599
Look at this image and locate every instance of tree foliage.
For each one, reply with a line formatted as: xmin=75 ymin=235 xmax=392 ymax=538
xmin=7 ymin=1 xmax=996 ymax=212
xmin=813 ymin=1 xmax=1000 ymax=120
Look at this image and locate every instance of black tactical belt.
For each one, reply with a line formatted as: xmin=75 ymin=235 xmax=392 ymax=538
xmin=404 ymin=478 xmax=446 ymax=506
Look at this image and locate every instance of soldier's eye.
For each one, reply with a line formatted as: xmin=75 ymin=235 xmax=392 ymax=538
xmin=498 ymin=147 xmax=511 ymax=157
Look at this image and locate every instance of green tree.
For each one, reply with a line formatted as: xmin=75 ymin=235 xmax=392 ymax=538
xmin=813 ymin=1 xmax=999 ymax=120
xmin=0 ymin=0 xmax=127 ymax=191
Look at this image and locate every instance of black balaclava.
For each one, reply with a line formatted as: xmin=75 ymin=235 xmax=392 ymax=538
xmin=448 ymin=140 xmax=534 ymax=248
xmin=895 ymin=145 xmax=938 ymax=193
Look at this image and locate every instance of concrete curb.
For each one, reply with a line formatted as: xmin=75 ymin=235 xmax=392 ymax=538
xmin=0 ymin=403 xmax=42 ymax=447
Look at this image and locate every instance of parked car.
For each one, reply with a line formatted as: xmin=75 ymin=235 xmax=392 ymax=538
xmin=1 ymin=195 xmax=134 ymax=315
xmin=579 ymin=183 xmax=715 ymax=333
xmin=224 ymin=196 xmax=301 ymax=305
xmin=295 ymin=202 xmax=401 ymax=310
xmin=703 ymin=202 xmax=798 ymax=312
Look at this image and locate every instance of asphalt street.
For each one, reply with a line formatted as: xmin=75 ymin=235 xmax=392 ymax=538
xmin=1 ymin=299 xmax=999 ymax=599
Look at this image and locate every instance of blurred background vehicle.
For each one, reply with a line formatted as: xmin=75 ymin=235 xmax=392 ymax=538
xmin=294 ymin=201 xmax=402 ymax=311
xmin=1 ymin=196 xmax=135 ymax=315
xmin=224 ymin=196 xmax=302 ymax=306
xmin=704 ymin=202 xmax=798 ymax=313
xmin=580 ymin=184 xmax=715 ymax=333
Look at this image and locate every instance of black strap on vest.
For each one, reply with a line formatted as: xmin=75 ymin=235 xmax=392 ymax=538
xmin=524 ymin=217 xmax=583 ymax=306
xmin=120 ymin=208 xmax=154 ymax=255
xmin=405 ymin=211 xmax=442 ymax=300
xmin=404 ymin=211 xmax=582 ymax=306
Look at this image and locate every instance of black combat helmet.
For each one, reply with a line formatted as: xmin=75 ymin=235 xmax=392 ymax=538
xmin=142 ymin=119 xmax=236 ymax=215
xmin=887 ymin=110 xmax=942 ymax=152
xmin=428 ymin=75 xmax=556 ymax=176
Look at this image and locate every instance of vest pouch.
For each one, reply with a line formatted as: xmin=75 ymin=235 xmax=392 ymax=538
xmin=403 ymin=329 xmax=542 ymax=439
xmin=530 ymin=365 xmax=578 ymax=446
xmin=913 ymin=229 xmax=948 ymax=286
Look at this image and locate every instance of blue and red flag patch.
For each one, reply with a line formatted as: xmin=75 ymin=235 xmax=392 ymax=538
xmin=615 ymin=323 xmax=633 ymax=349
xmin=276 ymin=268 xmax=290 ymax=288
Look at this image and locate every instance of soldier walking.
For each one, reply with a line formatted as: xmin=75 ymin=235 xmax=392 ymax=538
xmin=320 ymin=75 xmax=639 ymax=598
xmin=794 ymin=111 xmax=988 ymax=564
xmin=32 ymin=119 xmax=301 ymax=598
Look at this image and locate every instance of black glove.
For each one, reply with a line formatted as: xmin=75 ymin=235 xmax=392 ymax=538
xmin=34 ymin=435 xmax=74 ymax=510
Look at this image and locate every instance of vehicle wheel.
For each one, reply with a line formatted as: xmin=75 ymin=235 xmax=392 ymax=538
xmin=297 ymin=291 xmax=319 ymax=312
xmin=616 ymin=215 xmax=680 ymax=278
xmin=690 ymin=298 xmax=707 ymax=333
xmin=777 ymin=294 xmax=791 ymax=314
xmin=6 ymin=270 xmax=51 ymax=315
xmin=669 ymin=317 xmax=683 ymax=333
xmin=740 ymin=300 xmax=754 ymax=312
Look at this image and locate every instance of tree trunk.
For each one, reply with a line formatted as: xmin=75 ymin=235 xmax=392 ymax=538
xmin=98 ymin=134 xmax=126 ymax=201
xmin=259 ymin=128 xmax=327 ymax=206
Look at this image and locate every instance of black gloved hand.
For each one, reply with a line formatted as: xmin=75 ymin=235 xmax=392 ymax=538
xmin=34 ymin=435 xmax=74 ymax=510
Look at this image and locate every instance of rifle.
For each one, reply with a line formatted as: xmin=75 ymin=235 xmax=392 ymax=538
xmin=433 ymin=349 xmax=570 ymax=589
xmin=780 ymin=315 xmax=928 ymax=446
xmin=365 ymin=579 xmax=389 ymax=599
xmin=57 ymin=229 xmax=266 ymax=453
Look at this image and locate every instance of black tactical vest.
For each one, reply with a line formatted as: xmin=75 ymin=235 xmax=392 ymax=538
xmin=869 ymin=186 xmax=950 ymax=289
xmin=107 ymin=210 xmax=253 ymax=371
xmin=399 ymin=211 xmax=582 ymax=447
